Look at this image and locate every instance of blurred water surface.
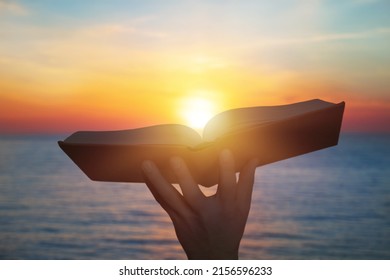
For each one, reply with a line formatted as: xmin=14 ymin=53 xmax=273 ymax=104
xmin=0 ymin=133 xmax=389 ymax=259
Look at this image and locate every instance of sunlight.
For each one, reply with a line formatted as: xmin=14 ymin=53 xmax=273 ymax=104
xmin=180 ymin=95 xmax=217 ymax=131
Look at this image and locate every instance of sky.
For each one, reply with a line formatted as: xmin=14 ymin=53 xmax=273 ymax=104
xmin=0 ymin=0 xmax=389 ymax=133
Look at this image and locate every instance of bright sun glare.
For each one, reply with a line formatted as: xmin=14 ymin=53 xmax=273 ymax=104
xmin=181 ymin=96 xmax=216 ymax=130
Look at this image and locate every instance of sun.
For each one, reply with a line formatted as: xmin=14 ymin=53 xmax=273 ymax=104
xmin=180 ymin=96 xmax=216 ymax=131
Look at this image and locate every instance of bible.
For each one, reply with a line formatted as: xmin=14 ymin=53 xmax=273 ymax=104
xmin=58 ymin=99 xmax=345 ymax=187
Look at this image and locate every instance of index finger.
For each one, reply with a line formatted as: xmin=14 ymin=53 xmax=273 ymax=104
xmin=142 ymin=160 xmax=192 ymax=217
xmin=170 ymin=157 xmax=205 ymax=209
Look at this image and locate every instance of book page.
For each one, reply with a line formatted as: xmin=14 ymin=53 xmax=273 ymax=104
xmin=64 ymin=124 xmax=202 ymax=146
xmin=203 ymin=99 xmax=337 ymax=141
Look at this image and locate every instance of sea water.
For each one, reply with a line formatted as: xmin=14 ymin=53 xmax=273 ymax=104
xmin=0 ymin=133 xmax=389 ymax=259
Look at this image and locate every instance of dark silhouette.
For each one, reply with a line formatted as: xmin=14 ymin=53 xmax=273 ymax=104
xmin=59 ymin=99 xmax=344 ymax=187
xmin=142 ymin=149 xmax=258 ymax=259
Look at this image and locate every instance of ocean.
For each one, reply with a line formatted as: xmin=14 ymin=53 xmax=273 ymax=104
xmin=0 ymin=133 xmax=389 ymax=259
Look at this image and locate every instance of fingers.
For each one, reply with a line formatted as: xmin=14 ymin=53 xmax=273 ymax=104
xmin=237 ymin=158 xmax=258 ymax=213
xmin=142 ymin=153 xmax=257 ymax=220
xmin=143 ymin=175 xmax=174 ymax=214
xmin=142 ymin=160 xmax=192 ymax=216
xmin=170 ymin=157 xmax=205 ymax=209
xmin=217 ymin=149 xmax=237 ymax=201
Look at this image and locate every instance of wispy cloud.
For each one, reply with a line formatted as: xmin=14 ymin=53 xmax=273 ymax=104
xmin=352 ymin=0 xmax=382 ymax=5
xmin=307 ymin=27 xmax=390 ymax=42
xmin=0 ymin=0 xmax=28 ymax=15
xmin=251 ymin=27 xmax=390 ymax=48
xmin=80 ymin=23 xmax=168 ymax=39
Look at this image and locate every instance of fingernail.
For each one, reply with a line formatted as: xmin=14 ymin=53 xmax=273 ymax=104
xmin=142 ymin=160 xmax=153 ymax=172
xmin=170 ymin=157 xmax=182 ymax=170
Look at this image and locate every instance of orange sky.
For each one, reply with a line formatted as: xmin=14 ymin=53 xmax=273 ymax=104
xmin=1 ymin=1 xmax=389 ymax=133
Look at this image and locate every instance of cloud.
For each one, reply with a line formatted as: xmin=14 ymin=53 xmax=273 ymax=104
xmin=308 ymin=28 xmax=390 ymax=42
xmin=0 ymin=0 xmax=28 ymax=15
xmin=78 ymin=22 xmax=168 ymax=40
xmin=248 ymin=27 xmax=390 ymax=49
xmin=352 ymin=0 xmax=382 ymax=5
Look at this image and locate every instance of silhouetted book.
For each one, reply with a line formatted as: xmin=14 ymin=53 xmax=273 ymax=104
xmin=58 ymin=99 xmax=345 ymax=187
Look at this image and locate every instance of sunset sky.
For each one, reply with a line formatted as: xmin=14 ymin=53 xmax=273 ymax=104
xmin=1 ymin=0 xmax=389 ymax=133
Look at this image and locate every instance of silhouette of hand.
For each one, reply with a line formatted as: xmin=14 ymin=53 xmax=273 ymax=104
xmin=142 ymin=149 xmax=258 ymax=259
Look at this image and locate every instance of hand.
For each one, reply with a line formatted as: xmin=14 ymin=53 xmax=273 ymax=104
xmin=141 ymin=149 xmax=258 ymax=259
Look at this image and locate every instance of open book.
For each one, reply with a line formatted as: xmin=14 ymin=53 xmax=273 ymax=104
xmin=58 ymin=99 xmax=345 ymax=187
